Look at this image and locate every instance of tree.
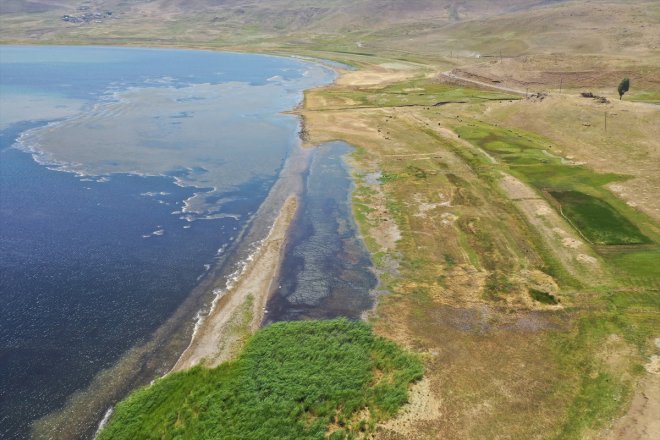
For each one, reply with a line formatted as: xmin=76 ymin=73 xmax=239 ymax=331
xmin=617 ymin=77 xmax=630 ymax=100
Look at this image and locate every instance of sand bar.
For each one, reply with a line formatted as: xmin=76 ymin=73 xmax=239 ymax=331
xmin=172 ymin=196 xmax=298 ymax=371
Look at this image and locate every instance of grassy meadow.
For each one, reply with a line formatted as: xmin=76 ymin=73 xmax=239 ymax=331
xmin=300 ymin=68 xmax=659 ymax=438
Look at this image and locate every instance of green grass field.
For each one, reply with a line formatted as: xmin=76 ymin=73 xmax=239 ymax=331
xmin=453 ymin=120 xmax=658 ymax=281
xmin=550 ymin=288 xmax=660 ymax=439
xmin=628 ymin=91 xmax=660 ymax=104
xmin=98 ymin=319 xmax=423 ymax=440
xmin=549 ymin=191 xmax=650 ymax=245
xmin=315 ymin=79 xmax=519 ymax=110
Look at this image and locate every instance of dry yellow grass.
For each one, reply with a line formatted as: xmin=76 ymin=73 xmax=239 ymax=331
xmin=483 ymin=95 xmax=660 ymax=222
xmin=299 ymin=61 xmax=658 ymax=439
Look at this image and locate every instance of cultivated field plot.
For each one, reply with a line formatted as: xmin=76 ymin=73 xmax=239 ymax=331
xmin=548 ymin=190 xmax=650 ymax=246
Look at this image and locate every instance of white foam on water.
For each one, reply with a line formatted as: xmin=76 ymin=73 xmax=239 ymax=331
xmin=15 ymin=126 xmax=112 ymax=181
xmin=168 ymin=233 xmax=264 ymax=375
xmin=199 ymin=213 xmax=241 ymax=221
xmin=93 ymin=407 xmax=113 ymax=439
xmin=210 ymin=288 xmax=227 ymax=311
xmin=142 ymin=228 xmax=165 ymax=238
xmin=141 ymin=191 xmax=171 ymax=197
xmin=189 ymin=310 xmax=204 ymax=341
xmin=144 ymin=76 xmax=176 ymax=85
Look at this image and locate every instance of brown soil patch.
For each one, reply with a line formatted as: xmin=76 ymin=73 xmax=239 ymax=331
xmin=378 ymin=377 xmax=442 ymax=436
xmin=336 ymin=67 xmax=427 ymax=87
xmin=498 ymin=173 xmax=602 ymax=281
xmin=447 ymin=52 xmax=660 ymax=96
xmin=604 ymin=374 xmax=660 ymax=440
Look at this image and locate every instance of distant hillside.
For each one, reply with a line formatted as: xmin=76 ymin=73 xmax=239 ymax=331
xmin=2 ymin=0 xmax=659 ymax=95
xmin=1 ymin=1 xmax=572 ymax=30
xmin=2 ymin=0 xmax=657 ymax=60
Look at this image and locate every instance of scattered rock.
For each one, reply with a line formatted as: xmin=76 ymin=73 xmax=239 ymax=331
xmin=62 ymin=10 xmax=112 ymax=23
xmin=535 ymin=206 xmax=552 ymax=216
xmin=562 ymin=237 xmax=582 ymax=249
xmin=646 ymin=355 xmax=660 ymax=374
xmin=579 ymin=91 xmax=609 ymax=103
xmin=526 ymin=92 xmax=547 ymax=101
xmin=440 ymin=212 xmax=458 ymax=225
xmin=577 ymin=254 xmax=598 ymax=264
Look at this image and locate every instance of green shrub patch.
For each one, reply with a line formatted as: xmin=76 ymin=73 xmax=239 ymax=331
xmin=98 ymin=319 xmax=423 ymax=440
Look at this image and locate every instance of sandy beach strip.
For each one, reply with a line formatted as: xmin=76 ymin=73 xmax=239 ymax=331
xmin=172 ymin=196 xmax=298 ymax=371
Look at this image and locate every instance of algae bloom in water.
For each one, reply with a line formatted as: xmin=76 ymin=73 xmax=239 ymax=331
xmin=98 ymin=319 xmax=423 ymax=439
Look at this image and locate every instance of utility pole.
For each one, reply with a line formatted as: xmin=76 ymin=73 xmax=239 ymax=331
xmin=604 ymin=112 xmax=607 ymax=133
xmin=499 ymin=50 xmax=502 ymax=63
xmin=559 ymin=77 xmax=563 ymax=93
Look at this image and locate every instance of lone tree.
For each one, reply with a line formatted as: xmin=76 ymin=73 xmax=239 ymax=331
xmin=617 ymin=77 xmax=630 ymax=100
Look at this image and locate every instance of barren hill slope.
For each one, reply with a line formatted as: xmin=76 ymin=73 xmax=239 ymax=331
xmin=2 ymin=0 xmax=658 ymax=62
xmin=1 ymin=0 xmax=572 ymax=29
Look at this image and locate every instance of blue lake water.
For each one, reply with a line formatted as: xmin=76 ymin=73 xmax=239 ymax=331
xmin=0 ymin=46 xmax=339 ymax=439
xmin=1 ymin=126 xmax=265 ymax=438
xmin=0 ymin=46 xmax=378 ymax=440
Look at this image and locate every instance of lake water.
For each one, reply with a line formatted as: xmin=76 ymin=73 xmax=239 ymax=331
xmin=266 ymin=142 xmax=376 ymax=322
xmin=0 ymin=46 xmax=374 ymax=440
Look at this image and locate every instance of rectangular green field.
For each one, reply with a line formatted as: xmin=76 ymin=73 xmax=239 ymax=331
xmin=549 ymin=190 xmax=651 ymax=245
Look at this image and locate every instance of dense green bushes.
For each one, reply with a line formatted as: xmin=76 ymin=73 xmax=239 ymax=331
xmin=98 ymin=319 xmax=422 ymax=439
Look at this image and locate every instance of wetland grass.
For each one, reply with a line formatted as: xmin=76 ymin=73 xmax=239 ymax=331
xmin=98 ymin=319 xmax=422 ymax=440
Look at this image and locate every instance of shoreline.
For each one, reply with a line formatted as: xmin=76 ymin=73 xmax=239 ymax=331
xmin=172 ymin=196 xmax=298 ymax=370
xmin=34 ymin=136 xmax=314 ymax=440
xmin=5 ymin=32 xmax=655 ymax=440
xmin=13 ymin=47 xmax=333 ymax=439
